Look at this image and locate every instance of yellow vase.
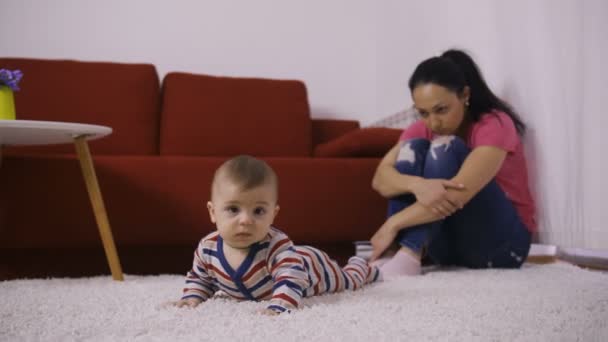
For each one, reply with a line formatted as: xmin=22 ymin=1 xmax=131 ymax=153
xmin=0 ymin=85 xmax=16 ymax=120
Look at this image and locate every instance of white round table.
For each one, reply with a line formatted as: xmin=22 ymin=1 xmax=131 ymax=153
xmin=0 ymin=119 xmax=112 ymax=146
xmin=0 ymin=120 xmax=124 ymax=281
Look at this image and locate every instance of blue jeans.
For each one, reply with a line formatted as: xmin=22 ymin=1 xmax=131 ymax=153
xmin=388 ymin=137 xmax=531 ymax=268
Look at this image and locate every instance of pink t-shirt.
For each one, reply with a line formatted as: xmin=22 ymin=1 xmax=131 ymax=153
xmin=399 ymin=111 xmax=537 ymax=232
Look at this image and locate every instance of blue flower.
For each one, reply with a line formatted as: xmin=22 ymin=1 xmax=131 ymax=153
xmin=0 ymin=69 xmax=24 ymax=91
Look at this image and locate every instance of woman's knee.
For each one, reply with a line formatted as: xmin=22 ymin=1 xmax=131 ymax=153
xmin=429 ymin=135 xmax=467 ymax=159
xmin=424 ymin=135 xmax=469 ymax=178
xmin=394 ymin=138 xmax=430 ymax=175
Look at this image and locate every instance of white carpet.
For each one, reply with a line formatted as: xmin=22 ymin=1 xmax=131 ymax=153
xmin=1 ymin=262 xmax=607 ymax=342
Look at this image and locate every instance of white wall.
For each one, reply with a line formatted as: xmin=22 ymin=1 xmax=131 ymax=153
xmin=376 ymin=0 xmax=504 ymax=121
xmin=2 ymin=0 xmax=607 ymax=249
xmin=0 ymin=0 xmax=377 ymax=122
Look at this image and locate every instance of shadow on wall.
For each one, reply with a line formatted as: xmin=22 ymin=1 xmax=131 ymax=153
xmin=501 ymin=82 xmax=542 ymax=243
xmin=521 ymin=127 xmax=541 ymax=243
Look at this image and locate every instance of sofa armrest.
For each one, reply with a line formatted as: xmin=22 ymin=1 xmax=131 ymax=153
xmin=311 ymin=119 xmax=360 ymax=147
xmin=313 ymin=127 xmax=402 ymax=158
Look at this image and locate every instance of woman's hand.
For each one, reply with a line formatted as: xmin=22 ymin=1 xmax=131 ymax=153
xmin=370 ymin=218 xmax=399 ymax=261
xmin=410 ymin=178 xmax=464 ymax=217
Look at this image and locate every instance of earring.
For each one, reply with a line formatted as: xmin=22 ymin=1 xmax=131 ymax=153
xmin=465 ymin=99 xmax=470 ymax=106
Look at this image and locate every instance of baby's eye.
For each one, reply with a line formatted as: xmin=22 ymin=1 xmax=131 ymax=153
xmin=253 ymin=207 xmax=267 ymax=216
xmin=417 ymin=111 xmax=429 ymax=118
xmin=225 ymin=205 xmax=239 ymax=214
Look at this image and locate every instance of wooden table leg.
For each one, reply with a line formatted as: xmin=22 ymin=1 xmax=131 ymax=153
xmin=74 ymin=136 xmax=124 ymax=281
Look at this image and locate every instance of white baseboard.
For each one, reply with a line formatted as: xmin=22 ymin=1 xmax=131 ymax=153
xmin=558 ymin=247 xmax=608 ymax=269
xmin=530 ymin=244 xmax=608 ymax=269
xmin=355 ymin=242 xmax=608 ymax=269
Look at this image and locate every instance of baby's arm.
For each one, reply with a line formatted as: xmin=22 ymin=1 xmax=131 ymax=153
xmin=266 ymin=239 xmax=310 ymax=313
xmin=174 ymin=241 xmax=219 ymax=308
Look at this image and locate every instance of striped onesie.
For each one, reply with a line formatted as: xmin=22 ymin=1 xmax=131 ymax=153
xmin=182 ymin=227 xmax=380 ymax=313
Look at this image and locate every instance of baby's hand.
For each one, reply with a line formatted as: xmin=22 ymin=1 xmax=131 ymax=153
xmin=172 ymin=297 xmax=202 ymax=308
xmin=258 ymin=308 xmax=280 ymax=316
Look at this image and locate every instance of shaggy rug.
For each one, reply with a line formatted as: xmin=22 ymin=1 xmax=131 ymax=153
xmin=1 ymin=262 xmax=606 ymax=341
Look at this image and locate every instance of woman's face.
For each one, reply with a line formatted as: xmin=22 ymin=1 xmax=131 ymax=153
xmin=412 ymin=83 xmax=469 ymax=136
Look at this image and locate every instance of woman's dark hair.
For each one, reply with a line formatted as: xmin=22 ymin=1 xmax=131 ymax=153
xmin=408 ymin=49 xmax=526 ymax=135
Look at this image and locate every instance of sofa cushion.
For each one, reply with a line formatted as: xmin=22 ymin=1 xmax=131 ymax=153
xmin=313 ymin=127 xmax=402 ymax=158
xmin=0 ymin=156 xmax=385 ymax=248
xmin=0 ymin=58 xmax=161 ymax=155
xmin=160 ymin=73 xmax=312 ymax=157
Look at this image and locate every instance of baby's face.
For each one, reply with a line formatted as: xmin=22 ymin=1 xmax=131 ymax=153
xmin=207 ymin=180 xmax=279 ymax=249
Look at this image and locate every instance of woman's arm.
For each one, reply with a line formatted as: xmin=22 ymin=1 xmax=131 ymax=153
xmin=372 ymin=142 xmax=465 ymax=201
xmin=371 ymin=143 xmax=423 ymax=198
xmin=370 ymin=146 xmax=507 ymax=259
xmin=392 ymin=146 xmax=506 ymax=227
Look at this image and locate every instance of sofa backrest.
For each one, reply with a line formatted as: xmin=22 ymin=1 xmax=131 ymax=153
xmin=0 ymin=58 xmax=161 ymax=155
xmin=159 ymin=72 xmax=312 ymax=157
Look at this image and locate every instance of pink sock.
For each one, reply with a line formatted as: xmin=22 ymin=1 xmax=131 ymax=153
xmin=369 ymin=256 xmax=392 ymax=268
xmin=379 ymin=249 xmax=421 ymax=278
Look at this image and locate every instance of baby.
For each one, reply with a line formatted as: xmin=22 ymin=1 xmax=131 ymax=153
xmin=173 ymin=155 xmax=380 ymax=314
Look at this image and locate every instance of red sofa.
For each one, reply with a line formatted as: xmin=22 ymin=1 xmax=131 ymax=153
xmin=0 ymin=58 xmax=401 ymax=279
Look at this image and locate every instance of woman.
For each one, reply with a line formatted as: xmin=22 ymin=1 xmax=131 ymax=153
xmin=370 ymin=49 xmax=535 ymax=278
